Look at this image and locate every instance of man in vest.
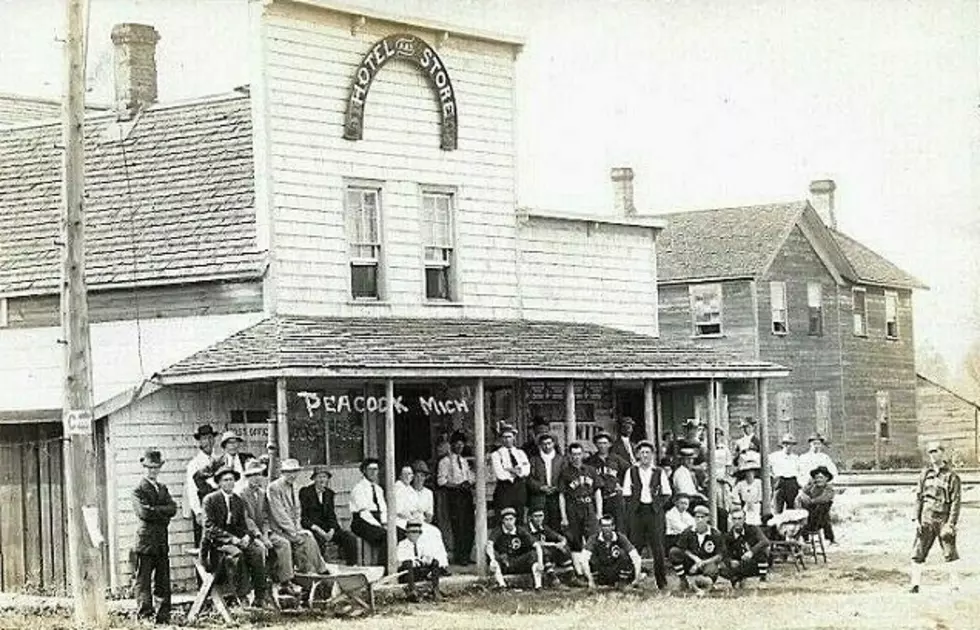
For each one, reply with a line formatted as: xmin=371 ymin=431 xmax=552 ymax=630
xmin=621 ymin=440 xmax=671 ymax=590
xmin=585 ymin=431 xmax=630 ymax=531
xmin=723 ymin=507 xmax=770 ymax=588
xmin=668 ymin=504 xmax=728 ymax=595
xmin=910 ymin=441 xmax=962 ymax=593
xmin=132 ymin=449 xmax=178 ymax=624
xmin=490 ymin=425 xmax=531 ymax=523
xmin=582 ymin=515 xmax=643 ymax=589
xmin=558 ymin=442 xmax=602 ymax=582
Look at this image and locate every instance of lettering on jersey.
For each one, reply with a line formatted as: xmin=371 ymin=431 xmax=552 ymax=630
xmin=510 ymin=537 xmax=522 ymax=550
xmin=703 ymin=540 xmax=716 ymax=554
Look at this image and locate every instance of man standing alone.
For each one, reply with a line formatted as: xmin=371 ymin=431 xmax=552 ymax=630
xmin=437 ymin=431 xmax=475 ymax=564
xmin=910 ymin=442 xmax=961 ymax=593
xmin=132 ymin=449 xmax=177 ymax=624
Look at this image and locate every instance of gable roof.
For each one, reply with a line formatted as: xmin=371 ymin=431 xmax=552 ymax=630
xmin=917 ymin=373 xmax=980 ymax=408
xmin=156 ymin=315 xmax=788 ymax=382
xmin=0 ymin=92 xmax=107 ymax=127
xmin=655 ymin=201 xmax=925 ymax=289
xmin=0 ymin=92 xmax=263 ymax=296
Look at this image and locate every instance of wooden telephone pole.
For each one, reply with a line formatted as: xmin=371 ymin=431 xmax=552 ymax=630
xmin=61 ymin=0 xmax=109 ymax=625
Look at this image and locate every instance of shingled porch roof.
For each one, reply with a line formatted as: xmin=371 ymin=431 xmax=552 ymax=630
xmin=155 ymin=315 xmax=789 ymax=382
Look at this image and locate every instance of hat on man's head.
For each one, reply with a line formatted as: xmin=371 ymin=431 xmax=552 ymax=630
xmin=498 ymin=424 xmax=517 ymax=437
xmin=280 ymin=458 xmax=301 ymax=473
xmin=499 ymin=507 xmax=517 ymax=518
xmin=219 ymin=430 xmax=242 ymax=448
xmin=692 ymin=505 xmax=711 ymax=516
xmin=739 ymin=417 xmax=757 ymax=428
xmin=244 ymin=460 xmax=267 ymax=477
xmin=536 ymin=432 xmax=556 ymax=445
xmin=310 ymin=465 xmax=332 ymax=480
xmin=449 ymin=430 xmax=467 ymax=444
xmin=926 ymin=441 xmax=945 ymax=454
xmin=737 ymin=459 xmax=761 ymax=475
xmin=599 ymin=514 xmax=615 ymax=526
xmin=213 ymin=465 xmax=240 ymax=482
xmin=411 ymin=460 xmax=430 ymax=475
xmin=140 ymin=449 xmax=164 ymax=468
xmin=193 ymin=424 xmax=217 ymax=439
xmin=406 ymin=519 xmax=424 ymax=532
xmin=682 ymin=418 xmax=701 ymax=428
xmin=619 ymin=416 xmax=635 ymax=426
xmin=635 ymin=440 xmax=655 ymax=452
xmin=809 ymin=465 xmax=834 ymax=481
xmin=781 ymin=433 xmax=798 ymax=445
xmin=593 ymin=431 xmax=613 ymax=444
xmin=807 ymin=433 xmax=826 ymax=444
xmin=679 ymin=446 xmax=697 ymax=458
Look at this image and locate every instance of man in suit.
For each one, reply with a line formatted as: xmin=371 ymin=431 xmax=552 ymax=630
xmin=201 ymin=466 xmax=271 ymax=608
xmin=436 ymin=431 xmax=475 ymax=565
xmin=196 ymin=431 xmax=256 ymax=496
xmin=527 ymin=433 xmax=565 ymax=531
xmin=132 ymin=449 xmax=177 ymax=624
xmin=610 ymin=417 xmax=638 ymax=466
xmin=267 ymin=458 xmax=329 ymax=574
xmin=184 ymin=424 xmax=216 ymax=546
xmin=490 ymin=425 xmax=531 ymax=523
xmin=239 ymin=460 xmax=303 ymax=597
xmin=299 ymin=466 xmax=359 ymax=566
xmin=521 ymin=416 xmax=553 ymax=458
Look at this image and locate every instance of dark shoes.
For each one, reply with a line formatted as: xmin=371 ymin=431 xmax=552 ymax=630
xmin=910 ymin=585 xmax=920 ymax=594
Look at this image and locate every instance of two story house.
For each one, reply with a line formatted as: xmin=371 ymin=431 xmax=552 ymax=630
xmin=0 ymin=1 xmax=785 ymax=591
xmin=655 ymin=181 xmax=925 ymax=467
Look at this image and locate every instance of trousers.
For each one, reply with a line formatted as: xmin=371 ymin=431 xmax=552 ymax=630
xmin=628 ymin=503 xmax=667 ymax=589
xmin=134 ymin=552 xmax=171 ymax=623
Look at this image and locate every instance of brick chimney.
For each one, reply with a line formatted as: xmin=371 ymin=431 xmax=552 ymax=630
xmin=111 ymin=23 xmax=160 ymax=121
xmin=809 ymin=179 xmax=837 ymax=229
xmin=611 ymin=167 xmax=636 ymax=216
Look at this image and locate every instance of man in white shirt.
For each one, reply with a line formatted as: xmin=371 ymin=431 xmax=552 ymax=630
xmin=490 ymin=425 xmax=531 ymax=523
xmin=622 ymin=440 xmax=672 ymax=590
xmin=769 ymin=433 xmax=801 ymax=513
xmin=672 ymin=448 xmax=704 ymax=503
xmin=184 ymin=424 xmax=216 ymax=546
xmin=396 ymin=519 xmax=445 ymax=602
xmin=350 ymin=457 xmax=400 ymax=564
xmin=797 ymin=434 xmax=839 ymax=487
xmin=436 ymin=431 xmax=475 ymax=565
xmin=665 ymin=494 xmax=696 ymax=550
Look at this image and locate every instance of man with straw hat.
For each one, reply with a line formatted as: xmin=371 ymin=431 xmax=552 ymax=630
xmin=240 ymin=459 xmax=303 ymax=597
xmin=769 ymin=433 xmax=801 ymax=514
xmin=396 ymin=519 xmax=445 ymax=601
xmin=909 ymin=441 xmax=962 ymax=593
xmin=267 ymin=458 xmax=329 ymax=574
xmin=132 ymin=449 xmax=178 ymax=624
xmin=490 ymin=424 xmax=531 ymax=523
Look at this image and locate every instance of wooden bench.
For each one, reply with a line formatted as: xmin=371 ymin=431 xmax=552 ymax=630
xmin=185 ymin=549 xmax=233 ymax=625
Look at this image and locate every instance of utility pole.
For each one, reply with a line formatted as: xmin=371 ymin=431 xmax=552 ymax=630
xmin=61 ymin=0 xmax=109 ymax=625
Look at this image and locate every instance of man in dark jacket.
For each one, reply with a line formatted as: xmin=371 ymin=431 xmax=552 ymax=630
xmin=668 ymin=504 xmax=728 ymax=595
xmin=299 ymin=466 xmax=359 ymax=565
xmin=132 ymin=449 xmax=178 ymax=624
xmin=527 ymin=433 xmax=565 ymax=531
xmin=201 ymin=466 xmax=270 ymax=608
xmin=585 ymin=432 xmax=630 ymax=530
xmin=723 ymin=507 xmax=770 ymax=587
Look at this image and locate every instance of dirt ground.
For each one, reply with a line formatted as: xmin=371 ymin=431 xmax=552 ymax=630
xmin=4 ymin=488 xmax=979 ymax=630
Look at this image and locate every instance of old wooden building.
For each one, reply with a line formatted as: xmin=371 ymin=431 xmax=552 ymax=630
xmin=655 ymin=182 xmax=926 ymax=467
xmin=917 ymin=373 xmax=980 ymax=465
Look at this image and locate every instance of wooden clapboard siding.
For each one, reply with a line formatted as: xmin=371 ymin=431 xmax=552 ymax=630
xmin=3 ymin=280 xmax=263 ymax=329
xmin=657 ymin=280 xmax=757 ymax=356
xmin=518 ymin=220 xmax=658 ymax=335
xmin=260 ymin=3 xmax=521 ymax=320
xmin=916 ymin=376 xmax=979 ymax=465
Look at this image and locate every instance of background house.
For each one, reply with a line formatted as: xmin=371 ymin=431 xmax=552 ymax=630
xmin=917 ymin=373 xmax=980 ymax=465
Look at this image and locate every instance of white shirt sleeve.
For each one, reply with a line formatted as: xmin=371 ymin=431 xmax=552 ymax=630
xmin=437 ymin=456 xmax=451 ymax=487
xmin=491 ymin=449 xmax=509 ymax=482
xmin=660 ymin=469 xmax=672 ymax=496
xmin=516 ymin=449 xmax=531 ymax=478
xmin=621 ymin=468 xmax=633 ymax=497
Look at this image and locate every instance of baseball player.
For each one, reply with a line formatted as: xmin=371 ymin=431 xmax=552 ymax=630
xmin=486 ymin=507 xmax=544 ymax=590
xmin=558 ymin=442 xmax=603 ymax=582
xmin=910 ymin=441 xmax=962 ymax=593
xmin=668 ymin=504 xmax=728 ymax=595
xmin=582 ymin=515 xmax=643 ymax=589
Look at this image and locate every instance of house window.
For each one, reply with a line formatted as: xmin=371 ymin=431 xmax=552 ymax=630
xmin=852 ymin=287 xmax=867 ymax=336
xmin=807 ymin=283 xmax=823 ymax=336
xmin=875 ymin=391 xmax=890 ymax=440
xmin=346 ymin=186 xmax=382 ymax=299
xmin=228 ymin=410 xmax=270 ymax=452
xmin=815 ymin=390 xmax=830 ymax=438
xmin=690 ymin=284 xmax=723 ymax=336
xmin=770 ymin=282 xmax=788 ymax=334
xmin=885 ymin=291 xmax=899 ymax=339
xmin=776 ymin=391 xmax=794 ymax=433
xmin=422 ymin=190 xmax=455 ymax=301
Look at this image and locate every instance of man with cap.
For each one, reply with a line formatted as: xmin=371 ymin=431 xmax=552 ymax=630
xmin=797 ymin=433 xmax=838 ymax=488
xmin=350 ymin=458 xmax=399 ymax=563
xmin=723 ymin=507 xmax=770 ymax=587
xmin=132 ymin=449 xmax=178 ymax=624
xmin=491 ymin=424 xmax=531 ymax=523
xmin=621 ymin=440 xmax=672 ymax=590
xmin=583 ymin=514 xmax=643 ymax=589
xmin=769 ymin=433 xmax=801 ymax=514
xmin=526 ymin=505 xmax=572 ymax=578
xmin=436 ymin=431 xmax=475 ymax=564
xmin=485 ymin=507 xmax=545 ymax=590
xmin=668 ymin=504 xmax=728 ymax=595
xmin=522 ymin=416 xmax=555 ymax=458
xmin=197 ymin=431 xmax=255 ymax=495
xmin=558 ymin=442 xmax=603 ymax=581
xmin=397 ymin=519 xmax=445 ymax=601
xmin=585 ymin=431 xmax=630 ymax=530
xmin=267 ymin=458 xmax=329 ymax=574
xmin=610 ymin=416 xmax=638 ymax=466
xmin=909 ymin=441 xmax=962 ymax=593
xmin=527 ymin=432 xmax=566 ymax=532
xmin=794 ymin=465 xmax=837 ymax=544
xmin=184 ymin=424 xmax=217 ymax=546
xmin=239 ymin=459 xmax=303 ymax=597
xmin=733 ymin=418 xmax=761 ymax=467
xmin=201 ymin=465 xmax=270 ymax=608
xmin=299 ymin=466 xmax=358 ymax=565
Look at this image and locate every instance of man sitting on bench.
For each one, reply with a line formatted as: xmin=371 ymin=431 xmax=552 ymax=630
xmin=486 ymin=507 xmax=544 ymax=590
xmin=396 ymin=519 xmax=444 ymax=602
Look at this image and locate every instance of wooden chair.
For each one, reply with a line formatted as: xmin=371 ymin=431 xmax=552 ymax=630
xmin=802 ymin=529 xmax=828 ymax=564
xmin=185 ymin=548 xmax=233 ymax=625
xmin=769 ymin=539 xmax=807 ymax=571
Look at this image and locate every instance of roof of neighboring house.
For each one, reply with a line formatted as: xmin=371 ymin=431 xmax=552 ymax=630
xmin=917 ymin=373 xmax=980 ymax=408
xmin=156 ymin=315 xmax=789 ymax=382
xmin=655 ymin=202 xmax=925 ymax=289
xmin=0 ymin=92 xmax=108 ymax=127
xmin=0 ymin=92 xmax=263 ymax=295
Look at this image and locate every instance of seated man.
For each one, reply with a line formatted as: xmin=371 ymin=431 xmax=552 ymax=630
xmin=527 ymin=506 xmax=573 ymax=577
xmin=486 ymin=507 xmax=544 ymax=590
xmin=665 ymin=494 xmax=696 ymax=551
xmin=795 ymin=465 xmax=837 ymax=544
xmin=201 ymin=466 xmax=271 ymax=609
xmin=396 ymin=519 xmax=445 ymax=602
xmin=267 ymin=459 xmax=329 ymax=574
xmin=723 ymin=507 xmax=770 ymax=587
xmin=350 ymin=458 xmax=400 ymax=563
xmin=668 ymin=504 xmax=728 ymax=595
xmin=299 ymin=466 xmax=359 ymax=565
xmin=582 ymin=515 xmax=642 ymax=589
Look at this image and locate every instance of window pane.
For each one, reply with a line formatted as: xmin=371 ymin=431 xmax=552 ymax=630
xmin=770 ymin=282 xmax=786 ymax=309
xmin=809 ymin=307 xmax=823 ymax=336
xmin=807 ymin=283 xmax=822 ymax=308
xmin=351 ymin=263 xmax=378 ymax=298
xmin=425 ymin=266 xmax=450 ymax=300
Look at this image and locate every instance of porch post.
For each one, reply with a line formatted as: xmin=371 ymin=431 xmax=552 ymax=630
xmin=273 ymin=377 xmax=288 ymax=477
xmin=643 ymin=380 xmax=655 ymax=449
xmin=384 ymin=379 xmax=397 ymax=575
xmin=565 ymin=379 xmax=576 ymax=446
xmin=706 ymin=379 xmax=718 ymax=527
xmin=757 ymin=378 xmax=772 ymax=515
xmin=654 ymin=385 xmax=664 ymax=456
xmin=474 ymin=377 xmax=488 ymax=576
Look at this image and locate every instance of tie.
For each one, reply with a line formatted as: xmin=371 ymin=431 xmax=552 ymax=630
xmin=413 ymin=542 xmax=419 ymax=560
xmin=508 ymin=448 xmax=519 ymax=469
xmin=456 ymin=455 xmax=463 ymax=480
xmin=372 ymin=484 xmax=381 ymax=512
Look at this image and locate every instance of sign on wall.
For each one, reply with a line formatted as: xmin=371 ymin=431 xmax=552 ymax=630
xmin=343 ymin=33 xmax=459 ymax=151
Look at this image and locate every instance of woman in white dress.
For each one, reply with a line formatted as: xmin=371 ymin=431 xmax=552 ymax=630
xmin=733 ymin=456 xmax=763 ymax=526
xmin=394 ymin=462 xmax=449 ymax=567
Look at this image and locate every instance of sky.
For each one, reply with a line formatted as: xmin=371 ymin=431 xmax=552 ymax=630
xmin=0 ymin=0 xmax=977 ymax=379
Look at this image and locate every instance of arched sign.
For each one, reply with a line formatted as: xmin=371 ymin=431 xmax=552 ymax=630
xmin=343 ymin=33 xmax=458 ymax=151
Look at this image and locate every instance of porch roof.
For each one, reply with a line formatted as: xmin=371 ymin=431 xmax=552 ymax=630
xmin=154 ymin=315 xmax=789 ymax=382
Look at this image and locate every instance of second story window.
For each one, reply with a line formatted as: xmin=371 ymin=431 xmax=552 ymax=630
xmin=346 ymin=186 xmax=382 ymax=299
xmin=807 ymin=282 xmax=823 ymax=336
xmin=852 ymin=287 xmax=867 ymax=336
xmin=422 ymin=190 xmax=455 ymax=301
xmin=770 ymin=281 xmax=788 ymax=334
xmin=690 ymin=283 xmax=722 ymax=336
xmin=885 ymin=291 xmax=899 ymax=339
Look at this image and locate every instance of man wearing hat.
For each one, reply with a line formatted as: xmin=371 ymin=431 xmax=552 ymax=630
xmin=240 ymin=460 xmax=303 ymax=597
xmin=797 ymin=433 xmax=838 ymax=488
xmin=558 ymin=442 xmax=603 ymax=581
xmin=436 ymin=431 xmax=475 ymax=565
xmin=583 ymin=514 xmax=643 ymax=589
xmin=299 ymin=466 xmax=358 ymax=566
xmin=668 ymin=504 xmax=728 ymax=595
xmin=769 ymin=433 xmax=801 ymax=514
xmin=794 ymin=465 xmax=837 ymax=544
xmin=184 ymin=424 xmax=217 ymax=546
xmin=485 ymin=507 xmax=544 ymax=590
xmin=267 ymin=458 xmax=329 ymax=574
xmin=621 ymin=440 xmax=672 ymax=590
xmin=527 ymin=433 xmax=566 ymax=532
xmin=490 ymin=424 xmax=531 ymax=523
xmin=585 ymin=432 xmax=630 ymax=530
xmin=132 ymin=449 xmax=178 ymax=624
xmin=396 ymin=519 xmax=445 ymax=601
xmin=201 ymin=465 xmax=270 ymax=608
xmin=909 ymin=441 xmax=962 ymax=593
xmin=522 ymin=416 xmax=555 ymax=458
xmin=197 ymin=431 xmax=255 ymax=495
xmin=610 ymin=416 xmax=638 ymax=466
xmin=733 ymin=418 xmax=761 ymax=467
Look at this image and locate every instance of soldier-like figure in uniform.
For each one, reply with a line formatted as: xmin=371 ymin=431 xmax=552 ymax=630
xmin=910 ymin=441 xmax=962 ymax=593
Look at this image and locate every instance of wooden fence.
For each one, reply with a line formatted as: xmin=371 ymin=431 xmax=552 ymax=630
xmin=0 ymin=423 xmax=68 ymax=594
